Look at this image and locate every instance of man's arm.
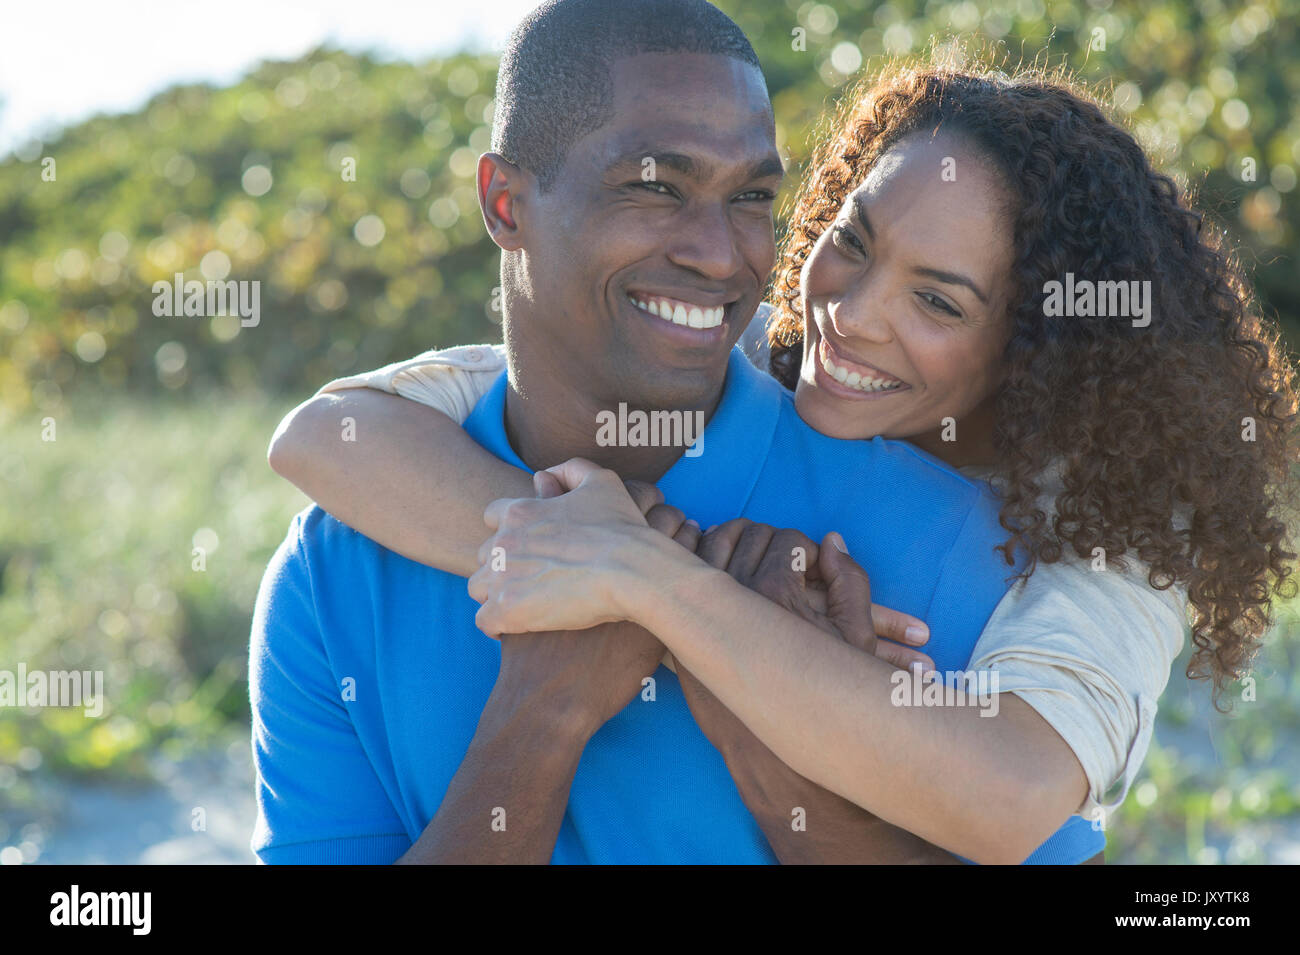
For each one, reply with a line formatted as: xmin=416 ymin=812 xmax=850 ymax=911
xmin=715 ymin=725 xmax=961 ymax=864
xmin=396 ymin=677 xmax=591 ymax=864
xmin=398 ymin=622 xmax=667 ymax=864
xmin=646 ymin=509 xmax=958 ymax=864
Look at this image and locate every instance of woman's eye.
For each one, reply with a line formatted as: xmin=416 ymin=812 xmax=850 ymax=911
xmin=918 ymin=291 xmax=960 ymax=317
xmin=831 ymin=223 xmax=865 ymax=255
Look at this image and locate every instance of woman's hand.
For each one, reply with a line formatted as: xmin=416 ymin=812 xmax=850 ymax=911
xmin=467 ymin=458 xmax=701 ymax=636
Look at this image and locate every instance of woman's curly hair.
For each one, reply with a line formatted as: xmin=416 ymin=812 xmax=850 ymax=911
xmin=766 ymin=61 xmax=1300 ymax=706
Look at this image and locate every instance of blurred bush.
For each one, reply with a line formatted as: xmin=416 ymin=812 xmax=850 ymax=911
xmin=0 ymin=0 xmax=1296 ymax=421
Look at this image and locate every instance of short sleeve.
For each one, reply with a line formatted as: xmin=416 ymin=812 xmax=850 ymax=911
xmin=316 ymin=343 xmax=506 ymax=424
xmin=249 ymin=512 xmax=412 ymax=863
xmin=966 ymin=558 xmax=1186 ymax=822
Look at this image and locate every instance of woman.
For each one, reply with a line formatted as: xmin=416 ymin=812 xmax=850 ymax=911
xmin=269 ymin=63 xmax=1298 ymax=861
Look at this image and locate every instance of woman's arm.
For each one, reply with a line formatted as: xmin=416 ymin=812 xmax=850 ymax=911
xmin=268 ymin=388 xmax=533 ymax=577
xmin=470 ymin=460 xmax=1088 ymax=865
xmin=642 ymin=553 xmax=1088 ymax=865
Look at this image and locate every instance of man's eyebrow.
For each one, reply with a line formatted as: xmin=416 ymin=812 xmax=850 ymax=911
xmin=851 ymin=193 xmax=990 ymax=305
xmin=746 ymin=154 xmax=786 ymax=183
xmin=606 ymin=149 xmax=708 ymax=178
xmin=605 ymin=149 xmax=785 ymax=184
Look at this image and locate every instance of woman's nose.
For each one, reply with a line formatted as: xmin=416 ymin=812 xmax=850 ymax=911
xmin=829 ymin=293 xmax=894 ymax=345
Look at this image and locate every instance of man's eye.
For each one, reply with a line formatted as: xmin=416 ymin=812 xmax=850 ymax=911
xmin=633 ymin=181 xmax=674 ymax=196
xmin=918 ymin=292 xmax=961 ymax=317
xmin=735 ymin=190 xmax=775 ymax=202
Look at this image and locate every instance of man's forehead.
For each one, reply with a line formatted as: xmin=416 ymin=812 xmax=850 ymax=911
xmin=609 ymin=51 xmax=771 ymax=112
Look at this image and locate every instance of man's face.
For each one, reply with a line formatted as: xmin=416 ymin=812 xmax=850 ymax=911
xmin=515 ymin=52 xmax=781 ymax=409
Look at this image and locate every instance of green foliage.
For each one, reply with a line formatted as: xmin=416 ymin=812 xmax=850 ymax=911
xmin=1 ymin=1 xmax=1297 ymax=420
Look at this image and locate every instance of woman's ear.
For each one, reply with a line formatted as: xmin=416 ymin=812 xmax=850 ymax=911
xmin=476 ymin=152 xmax=531 ymax=251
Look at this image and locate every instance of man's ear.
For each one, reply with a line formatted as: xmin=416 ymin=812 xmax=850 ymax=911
xmin=477 ymin=152 xmax=531 ymax=251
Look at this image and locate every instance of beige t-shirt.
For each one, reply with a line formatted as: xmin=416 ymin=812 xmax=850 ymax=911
xmin=319 ymin=342 xmax=1187 ymax=821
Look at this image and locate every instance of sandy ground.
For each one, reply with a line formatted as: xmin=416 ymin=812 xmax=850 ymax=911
xmin=23 ymin=743 xmax=257 ymax=865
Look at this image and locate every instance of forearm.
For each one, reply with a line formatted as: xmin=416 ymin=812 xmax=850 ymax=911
xmin=633 ymin=549 xmax=1083 ymax=864
xmin=719 ymin=737 xmax=961 ymax=864
xmin=269 ymin=390 xmax=533 ymax=576
xmin=396 ymin=686 xmax=592 ymax=864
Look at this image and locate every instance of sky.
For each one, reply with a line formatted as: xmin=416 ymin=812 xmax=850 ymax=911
xmin=0 ymin=0 xmax=541 ymax=156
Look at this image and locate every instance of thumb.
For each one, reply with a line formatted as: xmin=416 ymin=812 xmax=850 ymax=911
xmin=541 ymin=456 xmax=605 ymax=493
xmin=533 ymin=469 xmax=564 ymax=499
xmin=818 ymin=532 xmax=876 ymax=653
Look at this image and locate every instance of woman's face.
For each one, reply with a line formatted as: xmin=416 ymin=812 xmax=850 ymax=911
xmin=794 ymin=133 xmax=1017 ymax=456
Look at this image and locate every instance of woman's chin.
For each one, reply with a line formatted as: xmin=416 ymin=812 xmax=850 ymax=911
xmin=793 ymin=380 xmax=886 ymax=441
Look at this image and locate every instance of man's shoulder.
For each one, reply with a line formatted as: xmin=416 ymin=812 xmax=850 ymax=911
xmin=279 ymin=503 xmax=384 ymax=565
xmin=768 ymin=400 xmax=985 ymax=504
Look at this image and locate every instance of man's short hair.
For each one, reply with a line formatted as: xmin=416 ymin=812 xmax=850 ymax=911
xmin=491 ymin=0 xmax=763 ymax=191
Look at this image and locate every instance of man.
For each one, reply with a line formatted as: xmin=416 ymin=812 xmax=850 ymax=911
xmin=250 ymin=0 xmax=1102 ymax=863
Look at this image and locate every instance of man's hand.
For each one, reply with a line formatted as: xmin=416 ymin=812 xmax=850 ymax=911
xmin=696 ymin=518 xmax=933 ymax=672
xmin=494 ymin=622 xmax=664 ymax=736
xmin=639 ymin=508 xmax=957 ymax=864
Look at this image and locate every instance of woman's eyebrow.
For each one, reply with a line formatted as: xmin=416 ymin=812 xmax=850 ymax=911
xmin=913 ymin=266 xmax=991 ymax=305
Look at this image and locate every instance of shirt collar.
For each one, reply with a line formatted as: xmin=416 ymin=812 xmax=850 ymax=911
xmin=462 ymin=347 xmax=783 ymax=522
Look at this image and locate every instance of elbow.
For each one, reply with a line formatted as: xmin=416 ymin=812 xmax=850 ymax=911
xmin=268 ymin=395 xmax=331 ymax=481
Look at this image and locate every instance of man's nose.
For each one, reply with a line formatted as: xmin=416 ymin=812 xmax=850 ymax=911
xmin=665 ymin=201 xmax=745 ymax=281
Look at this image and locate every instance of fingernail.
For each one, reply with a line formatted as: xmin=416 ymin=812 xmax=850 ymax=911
xmin=685 ymin=519 xmax=700 ymax=529
xmin=905 ymin=625 xmax=928 ymax=644
xmin=704 ymin=524 xmax=717 ymax=534
xmin=830 ymin=532 xmax=848 ymax=553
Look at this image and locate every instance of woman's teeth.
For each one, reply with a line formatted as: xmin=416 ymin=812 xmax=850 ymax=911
xmin=629 ymin=293 xmax=725 ymax=329
xmin=820 ymin=350 xmax=903 ymax=392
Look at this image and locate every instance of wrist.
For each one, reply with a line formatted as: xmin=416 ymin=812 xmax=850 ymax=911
xmin=603 ymin=523 xmax=714 ymax=622
xmin=485 ymin=667 xmax=604 ymax=744
xmin=636 ymin=547 xmax=732 ymax=637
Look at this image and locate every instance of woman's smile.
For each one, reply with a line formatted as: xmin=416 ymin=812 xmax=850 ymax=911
xmin=815 ymin=334 xmax=910 ymax=397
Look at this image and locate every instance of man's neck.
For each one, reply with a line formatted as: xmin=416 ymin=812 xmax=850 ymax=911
xmin=503 ymin=367 xmax=726 ymax=484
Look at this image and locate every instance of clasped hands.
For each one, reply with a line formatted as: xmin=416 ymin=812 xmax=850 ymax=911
xmin=466 ymin=456 xmax=933 ymax=741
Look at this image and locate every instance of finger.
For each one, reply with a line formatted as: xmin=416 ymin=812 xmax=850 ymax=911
xmin=643 ymin=503 xmax=687 ymax=538
xmin=623 ymin=479 xmax=665 ymax=516
xmin=483 ymin=495 xmax=530 ymax=532
xmin=869 ymin=604 xmax=930 ymax=646
xmin=697 ymin=518 xmax=752 ymax=569
xmin=474 ymin=603 xmax=503 ymax=639
xmin=725 ymin=522 xmax=776 ymax=582
xmin=541 ymin=456 xmax=607 ymax=492
xmin=872 ymin=640 xmax=935 ymax=673
xmin=673 ymin=518 xmax=702 ymax=553
xmin=466 ymin=567 xmax=489 ymax=605
xmin=759 ymin=528 xmax=817 ymax=583
xmin=818 ymin=531 xmax=875 ymax=653
xmin=533 ymin=469 xmax=565 ymax=500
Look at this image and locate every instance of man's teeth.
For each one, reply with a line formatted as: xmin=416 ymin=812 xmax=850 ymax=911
xmin=629 ymin=294 xmax=725 ymax=329
xmin=820 ymin=350 xmax=903 ymax=392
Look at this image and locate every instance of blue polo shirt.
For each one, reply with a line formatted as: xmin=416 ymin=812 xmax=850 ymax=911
xmin=249 ymin=347 xmax=1103 ymax=864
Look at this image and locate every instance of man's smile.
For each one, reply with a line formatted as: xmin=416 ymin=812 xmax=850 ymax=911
xmin=626 ymin=290 xmax=728 ymax=329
